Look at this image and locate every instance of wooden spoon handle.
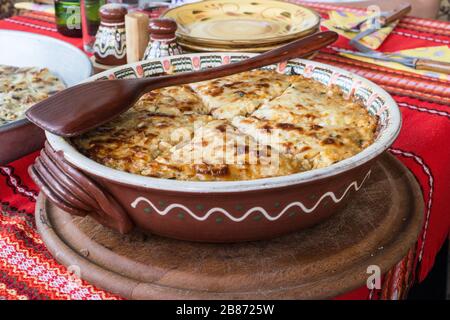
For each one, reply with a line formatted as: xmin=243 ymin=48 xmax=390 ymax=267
xmin=25 ymin=31 xmax=338 ymax=138
xmin=415 ymin=58 xmax=450 ymax=75
xmin=142 ymin=31 xmax=338 ymax=91
xmin=382 ymin=3 xmax=412 ymax=26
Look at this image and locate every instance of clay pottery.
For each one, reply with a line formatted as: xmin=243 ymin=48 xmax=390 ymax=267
xmin=34 ymin=152 xmax=424 ymax=299
xmin=162 ymin=0 xmax=320 ymax=47
xmin=0 ymin=30 xmax=92 ymax=164
xmin=94 ymin=3 xmax=128 ymax=66
xmin=143 ymin=18 xmax=183 ymax=60
xmin=29 ymin=54 xmax=401 ymax=242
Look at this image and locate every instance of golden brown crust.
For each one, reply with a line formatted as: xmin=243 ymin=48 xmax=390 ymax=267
xmin=232 ymin=116 xmax=366 ymax=171
xmin=73 ymin=71 xmax=377 ymax=181
xmin=251 ymin=76 xmax=377 ymax=144
xmin=72 ymin=111 xmax=213 ymax=175
xmin=233 ymin=75 xmax=377 ymax=171
xmin=189 ymin=69 xmax=291 ymax=120
xmin=143 ymin=120 xmax=301 ymax=181
xmin=133 ymin=85 xmax=208 ymax=115
xmin=0 ymin=65 xmax=65 ymax=125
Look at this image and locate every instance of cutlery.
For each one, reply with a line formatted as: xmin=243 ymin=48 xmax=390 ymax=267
xmin=349 ymin=3 xmax=411 ymax=53
xmin=344 ymin=3 xmax=411 ymax=33
xmin=26 ymin=31 xmax=338 ymax=137
xmin=338 ymin=3 xmax=450 ymax=75
xmin=337 ymin=48 xmax=450 ymax=75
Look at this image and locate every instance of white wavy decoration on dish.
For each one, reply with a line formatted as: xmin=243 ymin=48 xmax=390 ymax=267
xmin=131 ymin=170 xmax=371 ymax=222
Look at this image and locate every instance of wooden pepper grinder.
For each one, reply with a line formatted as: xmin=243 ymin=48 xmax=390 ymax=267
xmin=142 ymin=18 xmax=183 ymax=60
xmin=94 ymin=3 xmax=128 ymax=66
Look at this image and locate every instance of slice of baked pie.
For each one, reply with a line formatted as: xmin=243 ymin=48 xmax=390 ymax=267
xmin=232 ymin=75 xmax=377 ymax=171
xmin=189 ymin=70 xmax=290 ymax=120
xmin=72 ymin=112 xmax=213 ymax=175
xmin=251 ymin=76 xmax=377 ymax=139
xmin=0 ymin=65 xmax=65 ymax=125
xmin=232 ymin=116 xmax=372 ymax=171
xmin=142 ymin=120 xmax=301 ymax=181
xmin=133 ymin=85 xmax=209 ymax=116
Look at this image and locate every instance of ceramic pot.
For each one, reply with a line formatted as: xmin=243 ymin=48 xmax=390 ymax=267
xmin=30 ymin=53 xmax=401 ymax=242
xmin=143 ymin=18 xmax=183 ymax=60
xmin=94 ymin=3 xmax=127 ymax=66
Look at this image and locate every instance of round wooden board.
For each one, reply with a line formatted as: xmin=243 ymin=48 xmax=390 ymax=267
xmin=35 ymin=153 xmax=424 ymax=299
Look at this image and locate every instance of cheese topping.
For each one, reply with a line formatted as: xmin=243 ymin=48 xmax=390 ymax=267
xmin=73 ymin=71 xmax=377 ymax=181
xmin=0 ymin=65 xmax=65 ymax=126
xmin=144 ymin=120 xmax=300 ymax=181
xmin=73 ymin=111 xmax=213 ymax=175
xmin=133 ymin=85 xmax=208 ymax=116
xmin=189 ymin=70 xmax=290 ymax=120
xmin=252 ymin=77 xmax=376 ymax=141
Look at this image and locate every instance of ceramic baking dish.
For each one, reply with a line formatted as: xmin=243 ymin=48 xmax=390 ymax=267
xmin=30 ymin=53 xmax=401 ymax=242
xmin=0 ymin=30 xmax=92 ymax=164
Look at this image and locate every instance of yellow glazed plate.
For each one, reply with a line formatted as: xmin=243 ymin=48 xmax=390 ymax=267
xmin=179 ymin=39 xmax=284 ymax=52
xmin=178 ymin=30 xmax=319 ymax=53
xmin=180 ymin=40 xmax=319 ymax=57
xmin=163 ymin=0 xmax=320 ymax=46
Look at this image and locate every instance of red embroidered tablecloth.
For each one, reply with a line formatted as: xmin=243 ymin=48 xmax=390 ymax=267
xmin=0 ymin=2 xmax=449 ymax=300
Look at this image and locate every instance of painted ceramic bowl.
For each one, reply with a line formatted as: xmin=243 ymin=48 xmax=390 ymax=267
xmin=31 ymin=53 xmax=401 ymax=242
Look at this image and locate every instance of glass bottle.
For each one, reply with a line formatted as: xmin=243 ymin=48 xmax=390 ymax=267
xmin=54 ymin=0 xmax=82 ymax=38
xmin=80 ymin=0 xmax=106 ymax=52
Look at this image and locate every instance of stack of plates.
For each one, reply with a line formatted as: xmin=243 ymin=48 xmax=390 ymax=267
xmin=163 ymin=0 xmax=321 ymax=53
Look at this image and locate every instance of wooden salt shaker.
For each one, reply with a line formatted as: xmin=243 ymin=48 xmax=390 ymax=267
xmin=142 ymin=18 xmax=183 ymax=60
xmin=94 ymin=3 xmax=128 ymax=66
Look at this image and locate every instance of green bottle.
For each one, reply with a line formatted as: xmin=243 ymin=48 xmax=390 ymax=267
xmin=82 ymin=0 xmax=106 ymax=36
xmin=54 ymin=0 xmax=82 ymax=38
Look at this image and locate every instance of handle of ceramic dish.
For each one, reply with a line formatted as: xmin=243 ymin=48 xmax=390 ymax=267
xmin=28 ymin=142 xmax=134 ymax=234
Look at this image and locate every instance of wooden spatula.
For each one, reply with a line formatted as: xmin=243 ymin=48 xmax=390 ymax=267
xmin=26 ymin=31 xmax=338 ymax=137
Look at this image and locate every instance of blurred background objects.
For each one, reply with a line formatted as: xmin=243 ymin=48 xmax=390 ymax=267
xmin=301 ymin=0 xmax=445 ymax=19
xmin=3 ymin=1 xmax=449 ymax=20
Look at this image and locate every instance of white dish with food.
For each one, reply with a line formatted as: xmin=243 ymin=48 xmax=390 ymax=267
xmin=0 ymin=30 xmax=92 ymax=164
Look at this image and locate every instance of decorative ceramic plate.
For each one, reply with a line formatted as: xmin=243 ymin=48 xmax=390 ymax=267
xmin=178 ymin=27 xmax=319 ymax=52
xmin=178 ymin=37 xmax=315 ymax=53
xmin=178 ymin=39 xmax=277 ymax=52
xmin=178 ymin=39 xmax=319 ymax=55
xmin=163 ymin=0 xmax=321 ymax=46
